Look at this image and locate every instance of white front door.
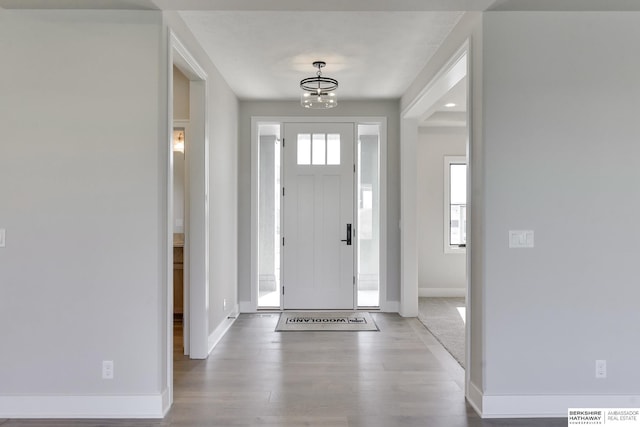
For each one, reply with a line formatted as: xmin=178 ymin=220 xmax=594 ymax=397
xmin=283 ymin=123 xmax=355 ymax=309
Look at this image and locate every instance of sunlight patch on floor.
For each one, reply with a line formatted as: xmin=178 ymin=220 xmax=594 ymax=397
xmin=457 ymin=306 xmax=466 ymax=324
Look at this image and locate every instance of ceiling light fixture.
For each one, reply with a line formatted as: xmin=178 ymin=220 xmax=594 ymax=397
xmin=300 ymin=61 xmax=338 ymax=109
xmin=173 ymin=129 xmax=185 ymax=153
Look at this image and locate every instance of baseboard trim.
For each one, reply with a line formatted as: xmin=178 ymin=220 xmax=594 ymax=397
xmin=466 ymin=381 xmax=483 ymax=416
xmin=0 ymin=394 xmax=165 ymax=418
xmin=207 ymin=305 xmax=239 ymax=355
xmin=479 ymin=393 xmax=640 ymax=418
xmin=419 ymin=288 xmax=466 ymax=297
xmin=239 ymin=300 xmax=254 ymax=313
xmin=161 ymin=387 xmax=170 ymax=417
xmin=382 ymin=300 xmax=399 ymax=313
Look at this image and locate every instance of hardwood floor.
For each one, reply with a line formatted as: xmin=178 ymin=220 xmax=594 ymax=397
xmin=2 ymin=313 xmax=567 ymax=426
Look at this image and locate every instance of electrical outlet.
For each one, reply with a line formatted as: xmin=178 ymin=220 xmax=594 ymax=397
xmin=102 ymin=360 xmax=114 ymax=380
xmin=595 ymin=359 xmax=606 ymax=378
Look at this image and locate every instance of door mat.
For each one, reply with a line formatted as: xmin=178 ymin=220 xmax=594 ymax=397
xmin=275 ymin=312 xmax=379 ymax=332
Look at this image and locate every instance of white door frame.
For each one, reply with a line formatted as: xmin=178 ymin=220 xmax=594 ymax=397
xmin=248 ymin=116 xmax=388 ymax=312
xmin=167 ymin=30 xmax=209 ymax=407
xmin=400 ymin=39 xmax=471 ymax=392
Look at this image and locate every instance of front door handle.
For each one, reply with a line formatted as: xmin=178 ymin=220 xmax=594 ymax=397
xmin=340 ymin=224 xmax=352 ymax=245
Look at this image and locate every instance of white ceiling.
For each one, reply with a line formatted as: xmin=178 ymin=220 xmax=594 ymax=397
xmin=3 ymin=0 xmax=639 ymax=118
xmin=5 ymin=0 xmax=638 ymax=11
xmin=421 ymin=78 xmax=467 ymax=127
xmin=180 ymin=11 xmax=464 ymax=101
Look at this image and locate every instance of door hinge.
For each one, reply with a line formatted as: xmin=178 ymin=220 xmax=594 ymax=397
xmin=354 ymin=164 xmax=356 ymax=173
xmin=282 ymin=237 xmax=285 ymax=246
xmin=282 ymin=187 xmax=285 ymax=197
xmin=282 ymin=286 xmax=285 ymax=295
xmin=282 ymin=138 xmax=285 ymax=147
xmin=353 ymin=276 xmax=356 ymax=285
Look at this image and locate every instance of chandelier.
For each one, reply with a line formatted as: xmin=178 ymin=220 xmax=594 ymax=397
xmin=300 ymin=61 xmax=338 ymax=109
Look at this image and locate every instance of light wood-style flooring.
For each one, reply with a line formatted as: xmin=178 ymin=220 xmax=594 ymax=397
xmin=1 ymin=313 xmax=566 ymax=426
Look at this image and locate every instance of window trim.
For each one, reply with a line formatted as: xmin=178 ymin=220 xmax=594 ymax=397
xmin=444 ymin=155 xmax=467 ymax=254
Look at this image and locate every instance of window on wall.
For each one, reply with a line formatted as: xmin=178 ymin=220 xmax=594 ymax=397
xmin=444 ymin=156 xmax=467 ymax=254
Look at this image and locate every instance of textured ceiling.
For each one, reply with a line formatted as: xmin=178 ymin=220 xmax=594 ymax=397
xmin=180 ymin=11 xmax=464 ymax=100
xmin=4 ymin=0 xmax=637 ymax=107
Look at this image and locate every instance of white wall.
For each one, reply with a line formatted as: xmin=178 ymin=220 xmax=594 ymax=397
xmin=481 ymin=11 xmax=640 ymax=415
xmin=0 ymin=9 xmax=240 ymax=418
xmin=0 ymin=9 xmax=166 ymax=415
xmin=173 ymin=66 xmax=190 ymax=121
xmin=417 ymin=127 xmax=466 ymax=294
xmin=237 ymin=100 xmax=401 ymax=308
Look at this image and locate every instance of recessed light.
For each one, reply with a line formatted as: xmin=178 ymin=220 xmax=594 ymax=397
xmin=444 ymin=102 xmax=456 ymax=108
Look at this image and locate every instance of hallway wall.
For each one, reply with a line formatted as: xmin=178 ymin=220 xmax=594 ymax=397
xmin=0 ymin=9 xmax=166 ymax=411
xmin=481 ymin=11 xmax=640 ymax=415
xmin=0 ymin=8 xmax=240 ymax=417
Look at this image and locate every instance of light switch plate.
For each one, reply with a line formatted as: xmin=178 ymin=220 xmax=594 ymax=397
xmin=0 ymin=229 xmax=5 ymax=247
xmin=509 ymin=230 xmax=534 ymax=248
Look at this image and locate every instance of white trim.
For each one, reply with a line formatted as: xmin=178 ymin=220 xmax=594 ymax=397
xmin=207 ymin=305 xmax=239 ymax=354
xmin=170 ymin=32 xmax=207 ymax=81
xmin=481 ymin=394 xmax=640 ymax=419
xmin=419 ymin=287 xmax=466 ymax=297
xmin=169 ymin=28 xmax=209 ymax=363
xmin=249 ymin=117 xmax=265 ymax=313
xmin=466 ymin=381 xmax=483 ymax=415
xmin=161 ymin=388 xmax=170 ymax=416
xmin=166 ymin=30 xmax=177 ymax=413
xmin=402 ymin=42 xmax=469 ymax=120
xmin=376 ymin=119 xmax=388 ymax=313
xmin=239 ymin=300 xmax=255 ymax=313
xmin=0 ymin=394 xmax=166 ymax=419
xmin=251 ymin=116 xmax=388 ymax=312
xmin=462 ymin=37 xmax=474 ymax=407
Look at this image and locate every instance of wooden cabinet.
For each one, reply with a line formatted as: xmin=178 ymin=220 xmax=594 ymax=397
xmin=173 ymin=234 xmax=184 ymax=317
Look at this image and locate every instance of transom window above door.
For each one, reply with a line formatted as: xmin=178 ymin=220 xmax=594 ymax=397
xmin=297 ymin=133 xmax=341 ymax=165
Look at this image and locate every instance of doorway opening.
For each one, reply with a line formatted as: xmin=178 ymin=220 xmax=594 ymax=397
xmin=167 ymin=30 xmax=209 ymax=409
xmin=253 ymin=118 xmax=386 ymax=311
xmin=172 ymin=121 xmax=187 ymax=354
xmin=401 ymin=40 xmax=471 ymax=385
